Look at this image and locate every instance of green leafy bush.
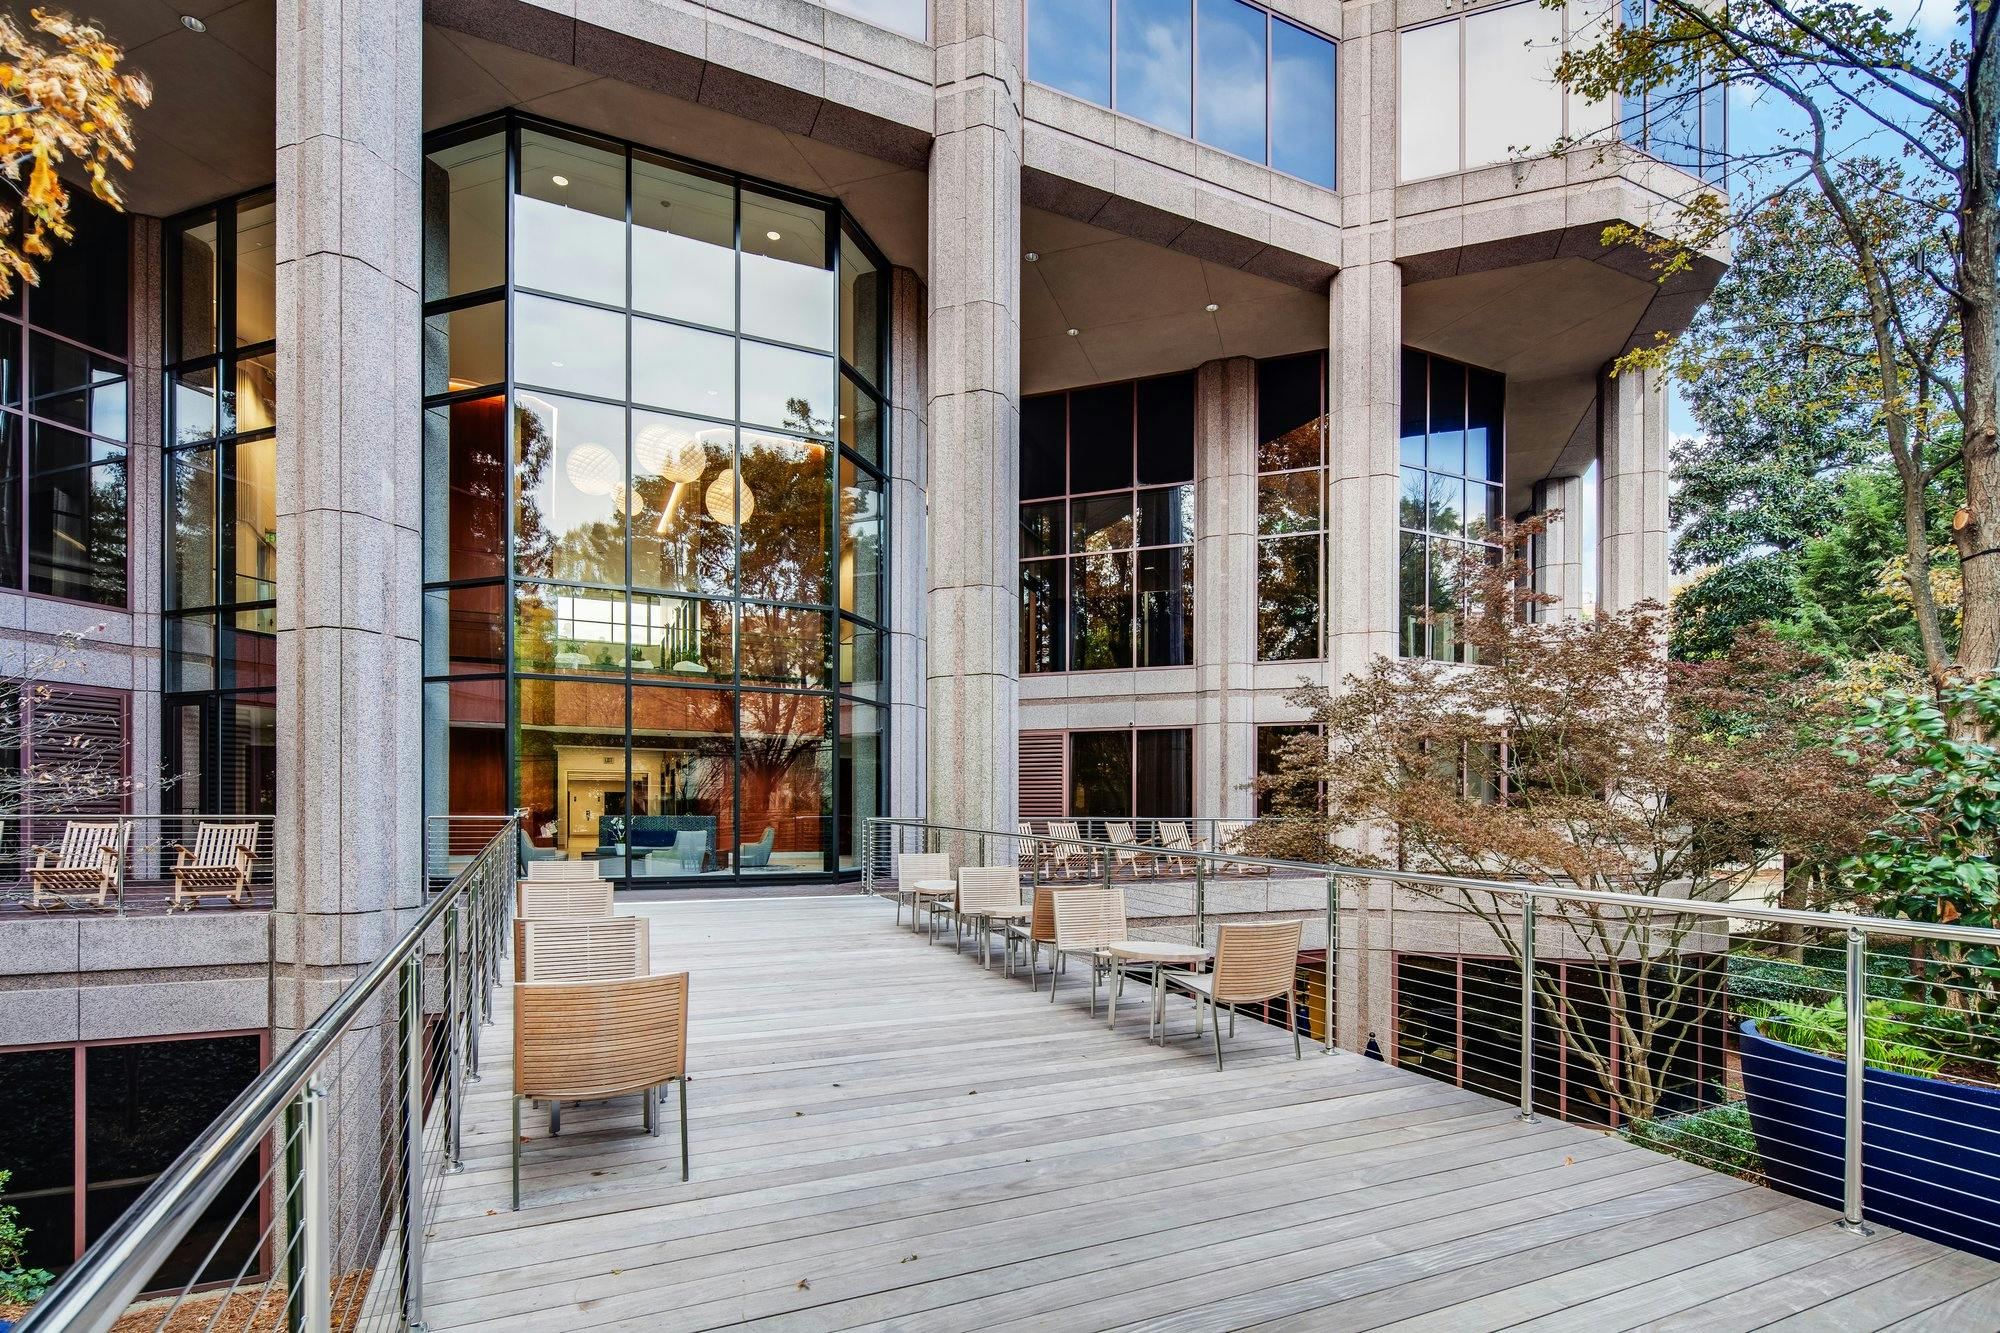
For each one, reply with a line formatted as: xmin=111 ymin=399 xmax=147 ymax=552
xmin=1757 ymin=997 xmax=1949 ymax=1076
xmin=0 ymin=1168 xmax=53 ymax=1306
xmin=1625 ymin=1099 xmax=1764 ymax=1182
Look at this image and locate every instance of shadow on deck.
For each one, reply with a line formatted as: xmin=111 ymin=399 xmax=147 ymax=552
xmin=420 ymin=896 xmax=2000 ymax=1332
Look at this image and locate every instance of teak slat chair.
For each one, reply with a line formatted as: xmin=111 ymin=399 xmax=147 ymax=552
xmin=1104 ymin=822 xmax=1153 ymax=878
xmin=524 ymin=859 xmax=609 ymax=882
xmin=1048 ymin=885 xmax=1128 ymax=1015
xmin=894 ymin=852 xmax=951 ymax=930
xmin=1164 ymin=919 xmax=1305 ymax=1069
xmin=1046 ymin=822 xmax=1091 ymax=879
xmin=517 ymin=879 xmax=615 ymax=919
xmin=512 ymin=971 xmax=690 ymax=1209
xmin=1156 ymin=821 xmax=1201 ymax=877
xmin=953 ymin=866 xmax=1029 ymax=969
xmin=169 ymin=821 xmax=260 ymax=910
xmin=29 ymin=820 xmax=127 ymax=909
xmin=519 ymin=916 xmax=650 ymax=984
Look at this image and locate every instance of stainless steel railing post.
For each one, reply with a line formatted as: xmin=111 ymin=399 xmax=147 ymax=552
xmin=1195 ymin=855 xmax=1207 ymax=947
xmin=446 ymin=900 xmax=465 ymax=1171
xmin=299 ymin=1079 xmax=331 ymax=1333
xmin=399 ymin=954 xmax=425 ymax=1329
xmin=1323 ymin=868 xmax=1336 ymax=1054
xmin=1517 ymin=895 xmax=1539 ymax=1123
xmin=1840 ymin=927 xmax=1872 ymax=1233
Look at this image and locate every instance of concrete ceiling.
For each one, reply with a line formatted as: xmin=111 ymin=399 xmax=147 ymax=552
xmin=1021 ymin=208 xmax=1327 ymax=395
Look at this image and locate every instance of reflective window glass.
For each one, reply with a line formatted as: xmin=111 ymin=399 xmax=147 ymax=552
xmin=633 ymin=156 xmax=736 ymax=330
xmin=515 ymin=582 xmax=627 ymax=676
xmin=1195 ymin=0 xmax=1267 ymax=161
xmin=740 ymin=604 xmax=829 ymax=688
xmin=1117 ymin=0 xmax=1193 ymax=136
xmin=423 ymin=395 xmax=508 ymax=583
xmin=839 ymin=230 xmax=883 ymax=386
xmin=1463 ymin=0 xmax=1563 ymax=168
xmin=840 ymin=458 xmax=883 ymax=621
xmin=1137 ymin=544 xmax=1192 ymax=666
xmin=838 ymin=373 xmax=882 ymax=466
xmin=633 ymin=317 xmax=735 ymax=418
xmin=1271 ymin=20 xmax=1337 ymax=187
xmin=1068 ymin=383 xmax=1133 ymax=493
xmin=629 ymin=411 xmax=733 ymax=596
xmin=1021 ymin=558 xmax=1066 ymax=674
xmin=742 ymin=190 xmax=835 ymax=351
xmin=174 ymin=215 xmax=219 ymax=361
xmin=741 ymin=341 xmax=835 ymax=437
xmin=1072 ymin=550 xmax=1133 ymax=669
xmin=1030 ymin=0 xmax=1112 ymax=104
xmin=512 ymin=391 xmax=629 ymax=583
xmin=424 ymin=133 xmax=507 ymax=301
xmin=632 ymin=592 xmax=732 ymax=680
xmin=1398 ymin=21 xmax=1461 ymax=180
xmin=423 ymin=582 xmax=507 ymax=676
xmin=514 ymin=129 xmax=627 ymax=305
xmin=1022 ymin=393 xmax=1067 ymax=499
xmin=739 ymin=431 xmax=831 ymax=604
xmin=423 ymin=301 xmax=505 ymax=397
xmin=1135 ymin=372 xmax=1195 ymax=483
xmin=27 ymin=424 xmax=125 ymax=603
xmin=736 ymin=688 xmax=832 ymax=869
xmin=512 ymin=294 xmax=625 ymax=399
xmin=234 ymin=193 xmax=277 ymax=348
xmin=1399 ymin=349 xmax=1504 ymax=661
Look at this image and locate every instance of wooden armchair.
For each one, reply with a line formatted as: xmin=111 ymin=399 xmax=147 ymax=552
xmin=29 ymin=820 xmax=127 ymax=909
xmin=170 ymin=822 xmax=260 ymax=910
xmin=894 ymin=851 xmax=951 ymax=930
xmin=516 ymin=915 xmax=649 ymax=984
xmin=952 ymin=866 xmax=1029 ymax=969
xmin=516 ymin=879 xmax=615 ymax=919
xmin=1049 ymin=885 xmax=1129 ymax=1015
xmin=1164 ymin=919 xmax=1306 ymax=1069
xmin=512 ymin=971 xmax=690 ymax=1209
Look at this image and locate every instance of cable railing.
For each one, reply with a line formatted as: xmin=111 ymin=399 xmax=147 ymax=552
xmin=14 ymin=814 xmax=519 ymax=1333
xmin=0 ymin=813 xmax=279 ymax=915
xmin=865 ymin=816 xmax=2000 ymax=1263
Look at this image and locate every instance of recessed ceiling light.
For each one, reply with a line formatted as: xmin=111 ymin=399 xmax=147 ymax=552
xmin=1205 ymin=302 xmax=1219 ymax=313
xmin=1025 ymin=251 xmax=1039 ymax=262
xmin=551 ymin=174 xmax=568 ymax=187
xmin=1066 ymin=328 xmax=1079 ymax=337
xmin=551 ymin=360 xmax=565 ymax=368
xmin=766 ymin=230 xmax=782 ymax=241
xmin=180 ymin=14 xmax=206 ymax=31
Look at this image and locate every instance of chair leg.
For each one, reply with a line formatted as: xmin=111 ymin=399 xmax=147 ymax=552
xmin=1212 ymin=998 xmax=1225 ymax=1071
xmin=1049 ymin=950 xmax=1060 ymax=1003
xmin=646 ymin=1086 xmax=659 ymax=1136
xmin=1194 ymin=989 xmax=1206 ymax=1036
xmin=550 ymin=1101 xmax=561 ymax=1136
xmin=1229 ymin=1007 xmax=1236 ymax=1038
xmin=1291 ymin=1001 xmax=1302 ymax=1060
xmin=511 ymin=1097 xmax=522 ymax=1211
xmin=1090 ymin=961 xmax=1099 ymax=1018
xmin=679 ymin=1078 xmax=690 ymax=1182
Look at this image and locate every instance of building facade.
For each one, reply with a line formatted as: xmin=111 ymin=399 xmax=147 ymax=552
xmin=0 ymin=0 xmax=1721 ymax=1277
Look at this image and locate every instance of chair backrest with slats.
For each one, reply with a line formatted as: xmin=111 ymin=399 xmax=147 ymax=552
xmin=515 ymin=971 xmax=688 ymax=1100
xmin=1159 ymin=821 xmax=1193 ymax=852
xmin=1052 ymin=885 xmax=1127 ymax=951
xmin=955 ymin=866 xmax=1022 ymax=917
xmin=58 ymin=821 xmax=125 ymax=869
xmin=1105 ymin=821 xmax=1135 ymax=845
xmin=517 ymin=879 xmax=615 ymax=919
xmin=194 ymin=822 xmax=259 ymax=866
xmin=1211 ymin=919 xmax=1305 ymax=1003
xmin=525 ymin=859 xmax=607 ymax=882
xmin=896 ymin=852 xmax=950 ymax=894
xmin=521 ymin=916 xmax=650 ymax=983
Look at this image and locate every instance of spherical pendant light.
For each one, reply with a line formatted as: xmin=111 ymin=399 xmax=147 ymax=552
xmin=563 ymin=442 xmax=618 ymax=497
xmin=704 ymin=469 xmax=755 ymax=526
xmin=633 ymin=420 xmax=704 ymax=484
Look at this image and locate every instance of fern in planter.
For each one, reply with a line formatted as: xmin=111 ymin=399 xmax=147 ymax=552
xmin=1757 ymin=998 xmax=1948 ymax=1077
xmin=0 ymin=1169 xmax=54 ymax=1307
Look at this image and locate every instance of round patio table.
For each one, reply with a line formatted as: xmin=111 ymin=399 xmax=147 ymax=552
xmin=1105 ymin=940 xmax=1213 ymax=1040
xmin=911 ymin=877 xmax=956 ymax=937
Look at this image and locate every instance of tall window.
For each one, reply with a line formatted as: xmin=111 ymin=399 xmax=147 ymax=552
xmin=163 ymin=191 xmax=279 ymax=815
xmin=1067 ymin=727 xmax=1192 ymax=821
xmin=1399 ymin=349 xmax=1505 ymax=661
xmin=1020 ymin=374 xmax=1195 ymax=673
xmin=1398 ymin=0 xmax=1724 ymax=184
xmin=0 ymin=193 xmax=130 ymax=606
xmin=1027 ymin=0 xmax=1337 ymax=188
xmin=421 ymin=114 xmax=890 ymax=881
xmin=1255 ymin=722 xmax=1321 ymax=816
xmin=1256 ymin=353 xmax=1328 ymax=661
xmin=0 ymin=1033 xmax=265 ymax=1288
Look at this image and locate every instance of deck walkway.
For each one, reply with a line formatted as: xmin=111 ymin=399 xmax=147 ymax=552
xmin=421 ymin=895 xmax=2000 ymax=1332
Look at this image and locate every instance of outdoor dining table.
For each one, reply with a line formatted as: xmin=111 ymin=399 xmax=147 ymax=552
xmin=911 ymin=878 xmax=956 ymax=936
xmin=1105 ymin=940 xmax=1214 ymax=1041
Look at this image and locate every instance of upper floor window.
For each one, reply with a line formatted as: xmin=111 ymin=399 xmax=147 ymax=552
xmin=1256 ymin=352 xmax=1328 ymax=661
xmin=1398 ymin=0 xmax=1724 ymax=184
xmin=0 ymin=193 xmax=130 ymax=606
xmin=1029 ymin=0 xmax=1337 ymax=189
xmin=1020 ymin=374 xmax=1195 ymax=674
xmin=1399 ymin=348 xmax=1504 ymax=662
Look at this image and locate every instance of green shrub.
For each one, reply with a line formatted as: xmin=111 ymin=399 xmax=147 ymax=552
xmin=0 ymin=1168 xmax=53 ymax=1306
xmin=1624 ymin=1099 xmax=1764 ymax=1182
xmin=1757 ymin=997 xmax=1949 ymax=1076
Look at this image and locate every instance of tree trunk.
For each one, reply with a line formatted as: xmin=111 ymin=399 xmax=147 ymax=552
xmin=1953 ymin=7 xmax=1999 ymax=698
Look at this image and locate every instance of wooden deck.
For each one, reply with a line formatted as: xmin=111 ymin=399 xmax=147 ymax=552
xmin=421 ymin=895 xmax=2000 ymax=1332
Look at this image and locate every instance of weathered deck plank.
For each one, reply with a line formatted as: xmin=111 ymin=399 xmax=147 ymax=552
xmin=420 ymin=896 xmax=1999 ymax=1332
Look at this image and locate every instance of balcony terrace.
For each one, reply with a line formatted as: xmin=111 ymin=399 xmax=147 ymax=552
xmin=418 ymin=895 xmax=2000 ymax=1331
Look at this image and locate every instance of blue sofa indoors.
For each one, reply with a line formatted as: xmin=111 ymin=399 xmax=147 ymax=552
xmin=598 ymin=815 xmax=718 ymax=859
xmin=1738 ymin=1019 xmax=2000 ymax=1261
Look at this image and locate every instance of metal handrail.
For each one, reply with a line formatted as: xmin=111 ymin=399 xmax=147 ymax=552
xmin=869 ymin=816 xmax=2000 ymax=950
xmin=16 ymin=815 xmax=520 ymax=1333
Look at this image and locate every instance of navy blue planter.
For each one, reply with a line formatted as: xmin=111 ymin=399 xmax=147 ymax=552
xmin=1738 ymin=1019 xmax=2000 ymax=1261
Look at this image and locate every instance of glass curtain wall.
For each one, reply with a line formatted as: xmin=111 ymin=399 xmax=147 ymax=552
xmin=163 ymin=191 xmax=280 ymax=815
xmin=1027 ymin=0 xmax=1336 ymax=188
xmin=1255 ymin=352 xmax=1328 ymax=660
xmin=420 ymin=115 xmax=890 ymax=883
xmin=1020 ymin=373 xmax=1195 ymax=673
xmin=1398 ymin=348 xmax=1505 ymax=662
xmin=0 ymin=192 xmax=130 ymax=607
xmin=1066 ymin=727 xmax=1192 ymax=828
xmin=1398 ymin=0 xmax=1724 ymax=183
